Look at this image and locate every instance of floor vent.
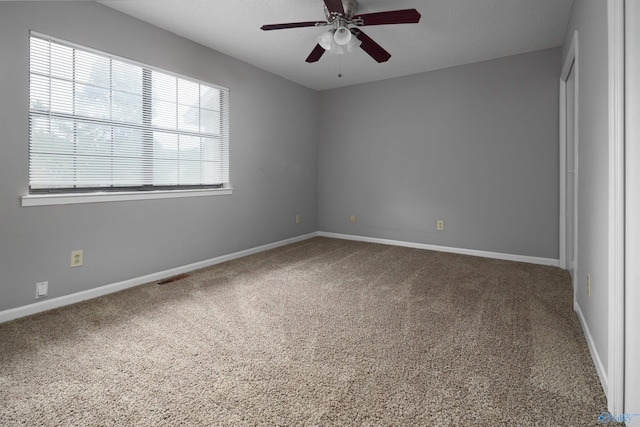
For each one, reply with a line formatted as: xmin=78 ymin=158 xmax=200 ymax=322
xmin=156 ymin=273 xmax=190 ymax=285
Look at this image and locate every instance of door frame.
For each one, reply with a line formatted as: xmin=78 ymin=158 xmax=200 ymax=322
xmin=625 ymin=0 xmax=640 ymax=420
xmin=607 ymin=0 xmax=625 ymax=415
xmin=559 ymin=31 xmax=578 ymax=290
xmin=559 ymin=11 xmax=625 ymax=412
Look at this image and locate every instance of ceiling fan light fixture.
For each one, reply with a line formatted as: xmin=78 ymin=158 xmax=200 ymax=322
xmin=333 ymin=26 xmax=352 ymax=45
xmin=317 ymin=30 xmax=335 ymax=50
xmin=318 ymin=29 xmax=356 ymax=55
xmin=345 ymin=34 xmax=361 ymax=52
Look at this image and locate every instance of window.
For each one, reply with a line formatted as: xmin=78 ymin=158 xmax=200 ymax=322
xmin=28 ymin=32 xmax=229 ymax=198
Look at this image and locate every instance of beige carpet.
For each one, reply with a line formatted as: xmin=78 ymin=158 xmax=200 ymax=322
xmin=0 ymin=237 xmax=610 ymax=426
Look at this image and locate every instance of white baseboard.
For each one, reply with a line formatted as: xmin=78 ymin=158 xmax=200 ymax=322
xmin=0 ymin=233 xmax=318 ymax=324
xmin=574 ymin=300 xmax=608 ymax=396
xmin=317 ymin=232 xmax=560 ymax=267
xmin=1 ymin=231 xmax=559 ymax=324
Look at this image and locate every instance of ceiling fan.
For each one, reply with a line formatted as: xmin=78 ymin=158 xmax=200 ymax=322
xmin=260 ymin=0 xmax=421 ymax=63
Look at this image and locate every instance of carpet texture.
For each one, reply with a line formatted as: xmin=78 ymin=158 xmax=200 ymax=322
xmin=0 ymin=237 xmax=610 ymax=426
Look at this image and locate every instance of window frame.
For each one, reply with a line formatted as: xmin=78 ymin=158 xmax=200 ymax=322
xmin=23 ymin=32 xmax=232 ymax=206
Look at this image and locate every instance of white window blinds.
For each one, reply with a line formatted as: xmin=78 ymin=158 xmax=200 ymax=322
xmin=29 ymin=32 xmax=229 ymax=193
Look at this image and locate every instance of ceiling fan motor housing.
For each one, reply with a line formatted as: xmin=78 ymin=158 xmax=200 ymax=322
xmin=341 ymin=0 xmax=359 ymax=19
xmin=325 ymin=0 xmax=359 ymax=21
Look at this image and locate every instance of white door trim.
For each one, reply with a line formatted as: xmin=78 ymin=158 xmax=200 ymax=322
xmin=559 ymin=60 xmax=567 ymax=271
xmin=559 ymin=31 xmax=578 ymax=290
xmin=625 ymin=0 xmax=640 ymax=421
xmin=607 ymin=0 xmax=625 ymax=415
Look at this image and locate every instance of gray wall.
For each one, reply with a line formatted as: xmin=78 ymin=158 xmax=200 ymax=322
xmin=318 ymin=48 xmax=561 ymax=259
xmin=561 ymin=0 xmax=611 ymax=384
xmin=0 ymin=2 xmax=318 ymax=312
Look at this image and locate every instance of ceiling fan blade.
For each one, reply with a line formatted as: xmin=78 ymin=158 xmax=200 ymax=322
xmin=353 ymin=9 xmax=421 ymax=26
xmin=261 ymin=21 xmax=327 ymax=31
xmin=352 ymin=29 xmax=391 ymax=63
xmin=306 ymin=44 xmax=326 ymax=63
xmin=323 ymin=0 xmax=345 ymax=15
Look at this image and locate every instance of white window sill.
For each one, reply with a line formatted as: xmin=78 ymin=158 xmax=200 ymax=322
xmin=21 ymin=187 xmax=233 ymax=207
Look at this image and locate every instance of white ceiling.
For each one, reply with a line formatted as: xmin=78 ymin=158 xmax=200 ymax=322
xmin=100 ymin=0 xmax=574 ymax=91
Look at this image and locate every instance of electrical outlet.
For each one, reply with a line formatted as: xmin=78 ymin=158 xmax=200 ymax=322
xmin=587 ymin=274 xmax=591 ymax=297
xmin=350 ymin=214 xmax=356 ymax=224
xmin=71 ymin=250 xmax=83 ymax=268
xmin=437 ymin=220 xmax=444 ymax=231
xmin=295 ymin=214 xmax=301 ymax=224
xmin=36 ymin=281 xmax=48 ymax=298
